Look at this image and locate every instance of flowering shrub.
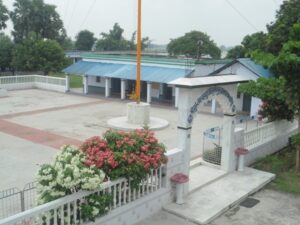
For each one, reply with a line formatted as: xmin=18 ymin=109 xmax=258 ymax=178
xmin=36 ymin=129 xmax=167 ymax=222
xmin=81 ymin=129 xmax=167 ymax=187
xmin=36 ymin=145 xmax=108 ymax=221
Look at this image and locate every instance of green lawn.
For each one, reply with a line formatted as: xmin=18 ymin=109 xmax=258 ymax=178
xmin=50 ymin=73 xmax=83 ymax=88
xmin=253 ymin=147 xmax=300 ymax=195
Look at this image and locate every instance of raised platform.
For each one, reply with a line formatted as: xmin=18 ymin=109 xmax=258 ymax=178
xmin=107 ymin=116 xmax=169 ymax=131
xmin=164 ymin=167 xmax=275 ymax=225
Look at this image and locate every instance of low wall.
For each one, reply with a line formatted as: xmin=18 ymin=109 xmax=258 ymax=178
xmin=0 ymin=75 xmax=67 ymax=93
xmin=237 ymin=120 xmax=298 ymax=166
xmin=0 ymin=148 xmax=184 ymax=225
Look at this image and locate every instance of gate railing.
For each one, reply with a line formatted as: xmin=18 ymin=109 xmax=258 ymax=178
xmin=0 ymin=182 xmax=36 ymax=220
xmin=0 ymin=166 xmax=165 ymax=225
xmin=0 ymin=75 xmax=67 ymax=92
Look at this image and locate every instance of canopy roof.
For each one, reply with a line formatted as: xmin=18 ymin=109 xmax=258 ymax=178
xmin=63 ymin=60 xmax=193 ymax=83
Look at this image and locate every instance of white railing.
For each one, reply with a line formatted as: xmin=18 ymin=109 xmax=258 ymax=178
xmin=244 ymin=120 xmax=296 ymax=150
xmin=0 ymin=75 xmax=67 ymax=92
xmin=0 ymin=167 xmax=165 ymax=225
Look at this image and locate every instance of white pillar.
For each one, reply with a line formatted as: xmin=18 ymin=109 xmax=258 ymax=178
xmin=65 ymin=74 xmax=70 ymax=92
xmin=175 ymin=87 xmax=179 ymax=108
xmin=211 ymin=99 xmax=217 ymax=114
xmin=121 ymin=79 xmax=126 ymax=100
xmin=177 ymin=87 xmax=193 ymax=194
xmin=221 ymin=113 xmax=236 ymax=172
xmin=147 ymin=82 xmax=152 ymax=103
xmin=83 ymin=75 xmax=88 ymax=94
xmin=105 ymin=77 xmax=111 ymax=97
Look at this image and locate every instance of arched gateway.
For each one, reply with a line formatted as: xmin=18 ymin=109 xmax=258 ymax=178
xmin=169 ymin=75 xmax=249 ymax=192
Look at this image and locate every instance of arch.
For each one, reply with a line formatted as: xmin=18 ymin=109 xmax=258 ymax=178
xmin=187 ymin=86 xmax=236 ymax=124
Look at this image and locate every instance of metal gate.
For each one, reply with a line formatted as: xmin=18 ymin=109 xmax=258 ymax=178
xmin=202 ymin=127 xmax=222 ymax=165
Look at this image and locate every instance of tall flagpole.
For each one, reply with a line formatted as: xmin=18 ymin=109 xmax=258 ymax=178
xmin=136 ymin=0 xmax=142 ymax=103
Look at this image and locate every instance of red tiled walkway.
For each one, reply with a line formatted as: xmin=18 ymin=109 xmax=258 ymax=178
xmin=0 ymin=119 xmax=82 ymax=149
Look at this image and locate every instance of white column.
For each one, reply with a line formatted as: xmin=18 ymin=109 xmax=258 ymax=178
xmin=147 ymin=82 xmax=152 ymax=103
xmin=83 ymin=75 xmax=88 ymax=94
xmin=105 ymin=77 xmax=111 ymax=97
xmin=177 ymin=87 xmax=193 ymax=194
xmin=211 ymin=99 xmax=217 ymax=114
xmin=175 ymin=87 xmax=179 ymax=108
xmin=121 ymin=79 xmax=126 ymax=100
xmin=221 ymin=113 xmax=236 ymax=172
xmin=65 ymin=74 xmax=70 ymax=92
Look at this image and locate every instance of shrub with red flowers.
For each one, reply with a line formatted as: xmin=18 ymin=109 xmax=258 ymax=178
xmin=80 ymin=129 xmax=167 ymax=187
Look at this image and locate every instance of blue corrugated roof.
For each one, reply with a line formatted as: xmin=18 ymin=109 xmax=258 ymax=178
xmin=63 ymin=60 xmax=192 ymax=83
xmin=63 ymin=61 xmax=96 ymax=75
xmin=237 ymin=58 xmax=273 ymax=78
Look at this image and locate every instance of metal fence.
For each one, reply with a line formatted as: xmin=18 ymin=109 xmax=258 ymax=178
xmin=202 ymin=126 xmax=222 ymax=165
xmin=0 ymin=182 xmax=36 ymax=220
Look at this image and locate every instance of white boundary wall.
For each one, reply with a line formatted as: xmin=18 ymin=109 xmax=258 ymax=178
xmin=235 ymin=120 xmax=298 ymax=166
xmin=0 ymin=149 xmax=184 ymax=225
xmin=0 ymin=75 xmax=67 ymax=93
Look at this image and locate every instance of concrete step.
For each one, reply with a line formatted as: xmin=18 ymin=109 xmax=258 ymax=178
xmin=164 ymin=168 xmax=275 ymax=225
xmin=188 ymin=165 xmax=227 ymax=194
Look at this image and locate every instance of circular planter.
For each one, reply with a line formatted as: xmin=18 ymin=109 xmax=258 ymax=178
xmin=127 ymin=102 xmax=150 ymax=125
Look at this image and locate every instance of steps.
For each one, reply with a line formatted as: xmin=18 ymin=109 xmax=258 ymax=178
xmin=164 ymin=168 xmax=275 ymax=225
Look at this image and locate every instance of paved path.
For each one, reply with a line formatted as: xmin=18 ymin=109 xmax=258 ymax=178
xmin=0 ymin=119 xmax=82 ymax=149
xmin=0 ymin=99 xmax=110 ymax=149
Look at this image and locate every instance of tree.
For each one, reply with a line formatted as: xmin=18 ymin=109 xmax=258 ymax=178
xmin=0 ymin=0 xmax=8 ymax=30
xmin=75 ymin=30 xmax=96 ymax=51
xmin=242 ymin=32 xmax=268 ymax=53
xmin=167 ymin=31 xmax=221 ymax=59
xmin=13 ymin=34 xmax=67 ymax=74
xmin=239 ymin=77 xmax=294 ymax=121
xmin=226 ymin=45 xmax=246 ymax=59
xmin=10 ymin=0 xmax=66 ymax=44
xmin=96 ymin=23 xmax=130 ymax=51
xmin=35 ymin=39 xmax=68 ymax=75
xmin=96 ymin=23 xmax=150 ymax=51
xmin=61 ymin=37 xmax=74 ymax=51
xmin=0 ymin=33 xmax=14 ymax=71
xmin=266 ymin=0 xmax=300 ymax=54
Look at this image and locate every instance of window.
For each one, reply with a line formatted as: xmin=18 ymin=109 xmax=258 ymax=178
xmin=96 ymin=76 xmax=101 ymax=83
xmin=237 ymin=91 xmax=241 ymax=99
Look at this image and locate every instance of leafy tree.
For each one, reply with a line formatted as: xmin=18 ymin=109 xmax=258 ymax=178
xmin=239 ymin=77 xmax=294 ymax=121
xmin=226 ymin=45 xmax=246 ymax=59
xmin=13 ymin=34 xmax=67 ymax=74
xmin=35 ymin=39 xmax=68 ymax=75
xmin=10 ymin=0 xmax=66 ymax=44
xmin=61 ymin=37 xmax=74 ymax=51
xmin=266 ymin=0 xmax=300 ymax=54
xmin=242 ymin=32 xmax=268 ymax=53
xmin=0 ymin=33 xmax=14 ymax=72
xmin=167 ymin=31 xmax=221 ymax=59
xmin=0 ymin=0 xmax=8 ymax=30
xmin=96 ymin=23 xmax=130 ymax=51
xmin=96 ymin=23 xmax=150 ymax=51
xmin=75 ymin=30 xmax=96 ymax=51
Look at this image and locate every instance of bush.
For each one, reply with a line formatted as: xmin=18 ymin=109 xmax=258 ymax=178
xmin=36 ymin=129 xmax=168 ymax=221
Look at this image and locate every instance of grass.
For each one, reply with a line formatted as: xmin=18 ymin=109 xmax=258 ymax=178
xmin=50 ymin=73 xmax=83 ymax=88
xmin=253 ymin=146 xmax=300 ymax=195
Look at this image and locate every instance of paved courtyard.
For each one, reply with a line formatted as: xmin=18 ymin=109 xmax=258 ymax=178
xmin=136 ymin=189 xmax=300 ymax=225
xmin=0 ymin=89 xmax=226 ymax=190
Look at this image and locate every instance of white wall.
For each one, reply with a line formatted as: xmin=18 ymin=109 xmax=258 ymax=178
xmin=87 ymin=76 xmax=108 ymax=88
xmin=250 ymin=97 xmax=262 ymax=118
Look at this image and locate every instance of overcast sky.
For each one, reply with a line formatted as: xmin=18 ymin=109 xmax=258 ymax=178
xmin=2 ymin=0 xmax=284 ymax=46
